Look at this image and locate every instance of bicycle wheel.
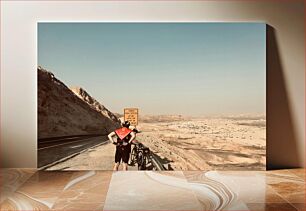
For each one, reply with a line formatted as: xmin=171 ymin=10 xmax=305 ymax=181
xmin=144 ymin=153 xmax=153 ymax=170
xmin=137 ymin=151 xmax=145 ymax=170
xmin=141 ymin=156 xmax=147 ymax=170
xmin=129 ymin=146 xmax=137 ymax=165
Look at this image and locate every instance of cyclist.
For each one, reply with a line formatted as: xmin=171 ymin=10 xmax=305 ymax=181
xmin=107 ymin=120 xmax=135 ymax=171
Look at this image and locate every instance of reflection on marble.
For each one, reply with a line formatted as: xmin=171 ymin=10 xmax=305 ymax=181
xmin=264 ymin=169 xmax=305 ymax=183
xmin=264 ymin=169 xmax=305 ymax=203
xmin=150 ymin=171 xmax=248 ymax=210
xmin=104 ymin=171 xmax=203 ymax=210
xmin=184 ymin=171 xmax=250 ymax=210
xmin=290 ymin=203 xmax=306 ymax=211
xmin=246 ymin=203 xmax=298 ymax=211
xmin=0 ymin=170 xmax=113 ymax=211
xmin=1 ymin=171 xmax=74 ymax=210
xmin=52 ymin=171 xmax=112 ymax=210
xmin=0 ymin=169 xmax=36 ymax=203
xmin=202 ymin=171 xmax=267 ymax=203
xmin=288 ymin=169 xmax=305 ymax=180
xmin=269 ymin=182 xmax=304 ymax=203
xmin=156 ymin=171 xmax=186 ymax=179
xmin=0 ymin=169 xmax=304 ymax=211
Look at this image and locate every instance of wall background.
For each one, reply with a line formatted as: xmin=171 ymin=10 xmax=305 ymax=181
xmin=1 ymin=0 xmax=304 ymax=168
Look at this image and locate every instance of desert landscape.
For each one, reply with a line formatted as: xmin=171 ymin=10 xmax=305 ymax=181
xmin=38 ymin=67 xmax=265 ymax=171
xmin=137 ymin=115 xmax=266 ymax=170
xmin=45 ymin=114 xmax=266 ymax=171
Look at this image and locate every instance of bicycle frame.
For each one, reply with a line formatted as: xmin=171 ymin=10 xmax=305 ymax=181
xmin=129 ymin=142 xmax=152 ymax=170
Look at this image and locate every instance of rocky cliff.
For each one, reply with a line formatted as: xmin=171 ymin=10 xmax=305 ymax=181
xmin=38 ymin=66 xmax=120 ymax=139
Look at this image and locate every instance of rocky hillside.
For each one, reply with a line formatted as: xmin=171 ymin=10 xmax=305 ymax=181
xmin=70 ymin=87 xmax=119 ymax=123
xmin=38 ymin=66 xmax=120 ymax=139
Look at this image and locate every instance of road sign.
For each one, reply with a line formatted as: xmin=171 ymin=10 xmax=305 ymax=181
xmin=124 ymin=108 xmax=139 ymax=126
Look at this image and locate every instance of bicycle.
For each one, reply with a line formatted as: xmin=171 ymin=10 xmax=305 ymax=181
xmin=128 ymin=129 xmax=163 ymax=170
xmin=129 ymin=142 xmax=151 ymax=170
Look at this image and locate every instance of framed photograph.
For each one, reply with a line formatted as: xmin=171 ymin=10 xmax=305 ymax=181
xmin=37 ymin=22 xmax=266 ymax=171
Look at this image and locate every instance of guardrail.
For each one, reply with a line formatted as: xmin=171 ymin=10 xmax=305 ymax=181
xmin=151 ymin=153 xmax=167 ymax=170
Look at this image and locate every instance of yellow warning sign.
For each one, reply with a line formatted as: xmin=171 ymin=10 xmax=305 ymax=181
xmin=124 ymin=108 xmax=139 ymax=126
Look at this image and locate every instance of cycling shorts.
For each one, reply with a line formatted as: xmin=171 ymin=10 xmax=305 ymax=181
xmin=115 ymin=144 xmax=131 ymax=163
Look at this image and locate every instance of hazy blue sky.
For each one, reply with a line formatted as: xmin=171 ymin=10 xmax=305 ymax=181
xmin=38 ymin=23 xmax=266 ymax=116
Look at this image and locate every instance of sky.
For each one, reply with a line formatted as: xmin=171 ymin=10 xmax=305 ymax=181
xmin=38 ymin=23 xmax=266 ymax=116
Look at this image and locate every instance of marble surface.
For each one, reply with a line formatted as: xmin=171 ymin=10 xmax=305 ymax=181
xmin=0 ymin=170 xmax=112 ymax=210
xmin=104 ymin=171 xmax=203 ymax=210
xmin=0 ymin=169 xmax=36 ymax=204
xmin=52 ymin=171 xmax=112 ymax=210
xmin=1 ymin=171 xmax=74 ymax=210
xmin=0 ymin=169 xmax=304 ymax=210
xmin=264 ymin=169 xmax=305 ymax=205
xmin=183 ymin=171 xmax=249 ymax=210
xmin=246 ymin=203 xmax=298 ymax=211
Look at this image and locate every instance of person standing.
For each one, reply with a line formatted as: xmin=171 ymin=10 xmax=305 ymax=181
xmin=108 ymin=120 xmax=135 ymax=171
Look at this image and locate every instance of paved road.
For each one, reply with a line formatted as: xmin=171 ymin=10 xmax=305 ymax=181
xmin=38 ymin=135 xmax=107 ymax=168
xmin=45 ymin=142 xmax=139 ymax=171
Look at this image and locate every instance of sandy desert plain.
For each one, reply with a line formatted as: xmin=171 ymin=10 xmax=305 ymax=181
xmin=47 ymin=114 xmax=266 ymax=171
xmin=137 ymin=114 xmax=266 ymax=170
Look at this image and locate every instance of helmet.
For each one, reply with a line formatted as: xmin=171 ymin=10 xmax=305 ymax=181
xmin=122 ymin=120 xmax=130 ymax=128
